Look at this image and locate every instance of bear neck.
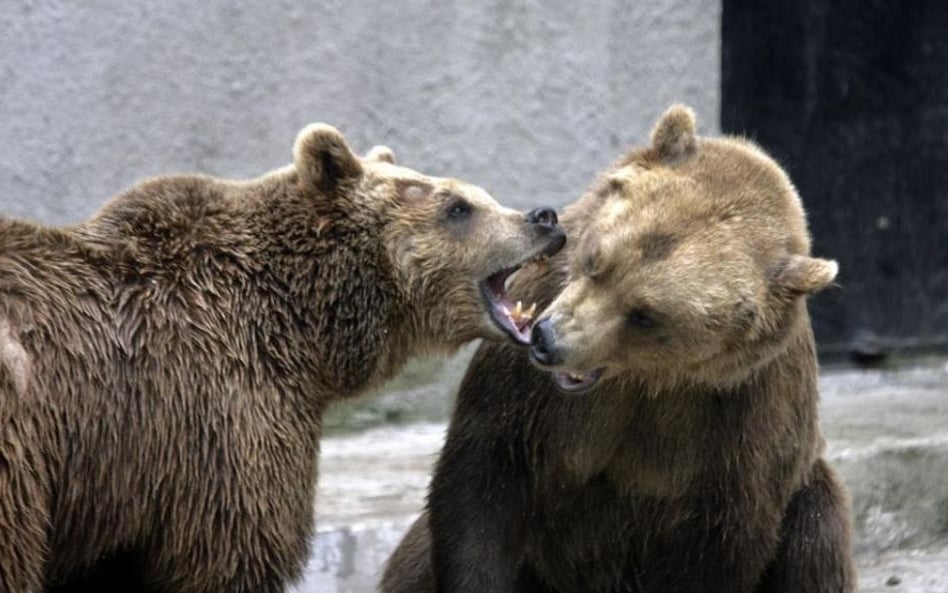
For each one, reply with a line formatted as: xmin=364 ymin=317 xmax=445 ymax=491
xmin=577 ymin=320 xmax=825 ymax=502
xmin=74 ymin=176 xmax=420 ymax=407
xmin=247 ymin=187 xmax=417 ymax=402
xmin=660 ymin=310 xmax=822 ymax=405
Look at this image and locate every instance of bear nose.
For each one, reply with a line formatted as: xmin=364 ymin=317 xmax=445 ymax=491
xmin=529 ymin=318 xmax=563 ymax=367
xmin=525 ymin=207 xmax=559 ymax=232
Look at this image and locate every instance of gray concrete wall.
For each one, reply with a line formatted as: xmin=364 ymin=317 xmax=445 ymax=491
xmin=3 ymin=5 xmax=723 ymax=591
xmin=0 ymin=0 xmax=720 ymax=224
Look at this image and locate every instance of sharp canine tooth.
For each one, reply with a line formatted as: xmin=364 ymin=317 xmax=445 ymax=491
xmin=524 ymin=302 xmax=537 ymax=319
xmin=513 ymin=301 xmax=523 ymax=319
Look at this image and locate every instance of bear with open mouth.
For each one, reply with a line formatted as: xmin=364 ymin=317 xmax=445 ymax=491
xmin=0 ymin=124 xmax=564 ymax=593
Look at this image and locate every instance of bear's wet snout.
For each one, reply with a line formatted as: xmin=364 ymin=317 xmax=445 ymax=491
xmin=529 ymin=318 xmax=562 ymax=367
xmin=525 ymin=207 xmax=559 ymax=232
xmin=525 ymin=207 xmax=566 ymax=257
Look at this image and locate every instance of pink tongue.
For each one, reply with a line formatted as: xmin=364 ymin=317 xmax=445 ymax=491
xmin=555 ymin=369 xmax=587 ymax=383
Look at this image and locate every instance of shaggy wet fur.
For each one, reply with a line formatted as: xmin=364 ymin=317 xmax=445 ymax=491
xmin=0 ymin=124 xmax=560 ymax=593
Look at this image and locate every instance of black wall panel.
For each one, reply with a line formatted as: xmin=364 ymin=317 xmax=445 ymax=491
xmin=722 ymin=0 xmax=948 ymax=359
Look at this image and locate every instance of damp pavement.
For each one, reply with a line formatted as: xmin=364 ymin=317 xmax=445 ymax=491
xmin=294 ymin=357 xmax=948 ymax=593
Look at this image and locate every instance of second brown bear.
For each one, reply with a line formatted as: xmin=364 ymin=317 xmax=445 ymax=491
xmin=382 ymin=105 xmax=855 ymax=593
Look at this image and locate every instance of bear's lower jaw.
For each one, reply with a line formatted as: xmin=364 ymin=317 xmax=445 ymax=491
xmin=480 ymin=268 xmax=539 ymax=346
xmin=479 ymin=228 xmax=565 ymax=346
xmin=551 ymin=368 xmax=604 ymax=393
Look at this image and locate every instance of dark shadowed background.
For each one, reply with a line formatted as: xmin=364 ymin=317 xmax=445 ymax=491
xmin=722 ymin=0 xmax=948 ymax=360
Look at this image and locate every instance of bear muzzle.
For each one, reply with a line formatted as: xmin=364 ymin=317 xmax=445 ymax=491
xmin=529 ymin=318 xmax=605 ymax=393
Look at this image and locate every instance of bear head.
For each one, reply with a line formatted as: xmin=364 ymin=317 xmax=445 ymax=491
xmin=293 ymin=124 xmax=565 ymax=349
xmin=528 ymin=105 xmax=837 ymax=392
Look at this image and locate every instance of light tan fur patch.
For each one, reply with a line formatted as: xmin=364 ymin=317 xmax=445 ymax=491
xmin=0 ymin=318 xmax=30 ymax=395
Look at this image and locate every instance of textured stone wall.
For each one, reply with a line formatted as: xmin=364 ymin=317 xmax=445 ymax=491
xmin=0 ymin=0 xmax=720 ymax=224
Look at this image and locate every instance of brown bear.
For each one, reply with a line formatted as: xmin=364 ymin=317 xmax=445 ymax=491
xmin=0 ymin=123 xmax=564 ymax=593
xmin=381 ymin=105 xmax=855 ymax=593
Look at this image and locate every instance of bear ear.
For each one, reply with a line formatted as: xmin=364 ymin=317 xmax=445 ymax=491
xmin=293 ymin=123 xmax=363 ymax=192
xmin=649 ymin=104 xmax=697 ymax=162
xmin=365 ymin=145 xmax=396 ymax=164
xmin=771 ymin=255 xmax=839 ymax=295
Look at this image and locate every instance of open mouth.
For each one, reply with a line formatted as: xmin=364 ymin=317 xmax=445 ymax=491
xmin=480 ymin=257 xmax=547 ymax=345
xmin=481 ymin=232 xmax=565 ymax=345
xmin=552 ymin=368 xmax=604 ymax=393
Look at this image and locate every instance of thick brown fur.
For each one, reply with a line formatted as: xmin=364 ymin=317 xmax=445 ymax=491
xmin=381 ymin=105 xmax=855 ymax=593
xmin=0 ymin=124 xmax=562 ymax=593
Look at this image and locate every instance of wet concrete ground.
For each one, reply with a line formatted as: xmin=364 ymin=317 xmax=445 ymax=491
xmin=299 ymin=357 xmax=948 ymax=593
xmin=859 ymin=547 xmax=948 ymax=593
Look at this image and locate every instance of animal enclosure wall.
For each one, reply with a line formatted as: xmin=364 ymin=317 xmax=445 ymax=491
xmin=722 ymin=0 xmax=948 ymax=359
xmin=0 ymin=1 xmax=720 ymax=223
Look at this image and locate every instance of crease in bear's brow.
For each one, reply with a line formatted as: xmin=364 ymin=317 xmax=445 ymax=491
xmin=579 ymin=240 xmax=613 ymax=281
xmin=638 ymin=231 xmax=679 ymax=261
xmin=596 ymin=176 xmax=628 ymax=198
xmin=438 ymin=191 xmax=466 ymax=202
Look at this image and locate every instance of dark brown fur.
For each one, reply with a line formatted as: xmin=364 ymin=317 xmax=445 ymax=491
xmin=0 ymin=124 xmax=560 ymax=593
xmin=381 ymin=106 xmax=855 ymax=593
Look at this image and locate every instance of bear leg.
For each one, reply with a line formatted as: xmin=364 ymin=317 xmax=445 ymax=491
xmin=756 ymin=458 xmax=856 ymax=593
xmin=381 ymin=513 xmax=435 ymax=593
xmin=42 ymin=549 xmax=149 ymax=593
xmin=382 ymin=512 xmax=553 ymax=593
xmin=143 ymin=519 xmax=310 ymax=593
xmin=0 ymin=459 xmax=49 ymax=592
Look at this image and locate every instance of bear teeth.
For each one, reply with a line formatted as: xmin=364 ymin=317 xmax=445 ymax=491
xmin=509 ymin=301 xmax=538 ymax=326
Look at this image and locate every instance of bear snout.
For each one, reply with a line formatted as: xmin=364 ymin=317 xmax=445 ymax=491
xmin=525 ymin=207 xmax=559 ymax=232
xmin=524 ymin=206 xmax=566 ymax=259
xmin=529 ymin=318 xmax=563 ymax=367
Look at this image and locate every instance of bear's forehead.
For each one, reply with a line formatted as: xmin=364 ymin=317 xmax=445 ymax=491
xmin=364 ymin=161 xmax=433 ymax=182
xmin=365 ymin=162 xmax=486 ymax=199
xmin=589 ymin=192 xmax=761 ymax=273
xmin=596 ymin=180 xmax=706 ymax=237
xmin=603 ymin=160 xmax=787 ymax=240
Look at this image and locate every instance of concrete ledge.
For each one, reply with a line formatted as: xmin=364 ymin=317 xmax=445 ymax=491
xmin=822 ymin=360 xmax=948 ymax=554
xmin=835 ymin=439 xmax=948 ymax=555
xmin=857 ymin=547 xmax=948 ymax=593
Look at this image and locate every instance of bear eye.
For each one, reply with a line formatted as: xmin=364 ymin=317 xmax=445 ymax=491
xmin=446 ymin=199 xmax=473 ymax=221
xmin=626 ymin=307 xmax=657 ymax=329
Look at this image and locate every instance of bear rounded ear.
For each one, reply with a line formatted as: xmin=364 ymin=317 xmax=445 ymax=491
xmin=771 ymin=255 xmax=839 ymax=295
xmin=293 ymin=123 xmax=363 ymax=192
xmin=365 ymin=145 xmax=396 ymax=164
xmin=649 ymin=104 xmax=697 ymax=163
